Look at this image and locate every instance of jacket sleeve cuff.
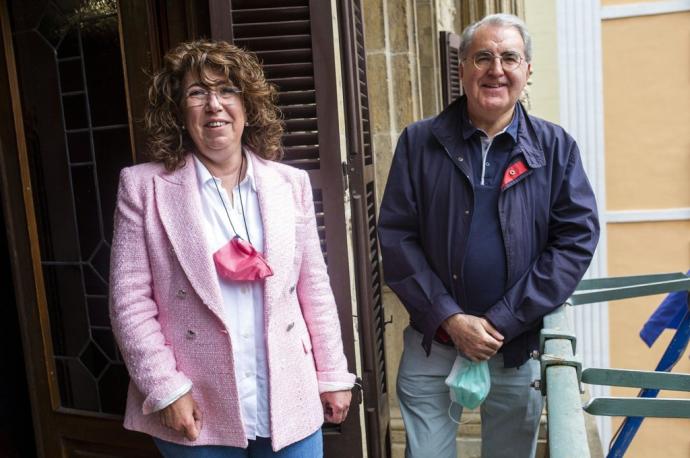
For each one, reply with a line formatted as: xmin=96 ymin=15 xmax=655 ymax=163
xmin=149 ymin=381 xmax=193 ymax=413
xmin=420 ymin=294 xmax=463 ymax=353
xmin=141 ymin=373 xmax=193 ymax=415
xmin=484 ymin=298 xmax=523 ymax=342
xmin=317 ymin=371 xmax=357 ymax=393
xmin=319 ymin=381 xmax=355 ymax=392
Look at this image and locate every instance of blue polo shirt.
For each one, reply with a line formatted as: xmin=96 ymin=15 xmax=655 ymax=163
xmin=460 ymin=102 xmax=519 ymax=315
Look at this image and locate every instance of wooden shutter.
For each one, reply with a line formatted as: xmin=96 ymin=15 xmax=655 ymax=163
xmin=214 ymin=1 xmax=368 ymax=456
xmin=338 ymin=1 xmax=390 ymax=457
xmin=439 ymin=31 xmax=462 ymax=107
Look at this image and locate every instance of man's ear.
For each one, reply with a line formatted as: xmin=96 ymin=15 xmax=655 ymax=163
xmin=459 ymin=60 xmax=465 ymax=79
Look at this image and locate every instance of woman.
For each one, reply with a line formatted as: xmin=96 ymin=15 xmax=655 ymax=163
xmin=109 ymin=40 xmax=355 ymax=457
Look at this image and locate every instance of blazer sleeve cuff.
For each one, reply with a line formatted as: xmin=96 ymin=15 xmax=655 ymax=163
xmin=141 ymin=373 xmax=193 ymax=415
xmin=319 ymin=381 xmax=355 ymax=392
xmin=149 ymin=381 xmax=193 ymax=413
xmin=317 ymin=371 xmax=356 ymax=393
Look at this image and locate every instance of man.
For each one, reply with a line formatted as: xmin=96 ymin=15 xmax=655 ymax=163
xmin=378 ymin=13 xmax=599 ymax=458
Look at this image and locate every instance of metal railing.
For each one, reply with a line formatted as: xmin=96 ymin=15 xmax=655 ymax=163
xmin=539 ymin=272 xmax=690 ymax=458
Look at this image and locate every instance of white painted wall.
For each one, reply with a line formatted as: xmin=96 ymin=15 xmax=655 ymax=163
xmin=525 ymin=0 xmax=612 ymax=447
xmin=523 ymin=0 xmax=560 ymax=123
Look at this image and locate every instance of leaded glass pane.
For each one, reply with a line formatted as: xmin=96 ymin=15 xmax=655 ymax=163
xmin=10 ymin=0 xmax=132 ymax=416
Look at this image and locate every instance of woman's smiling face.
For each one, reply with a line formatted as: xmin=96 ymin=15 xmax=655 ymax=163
xmin=182 ymin=69 xmax=246 ymax=162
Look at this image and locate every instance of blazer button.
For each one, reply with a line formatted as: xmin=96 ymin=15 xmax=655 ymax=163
xmin=186 ymin=330 xmax=196 ymax=340
xmin=176 ymin=289 xmax=187 ymax=299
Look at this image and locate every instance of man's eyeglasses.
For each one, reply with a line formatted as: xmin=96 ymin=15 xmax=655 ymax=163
xmin=185 ymin=85 xmax=243 ymax=107
xmin=467 ymin=51 xmax=524 ymax=71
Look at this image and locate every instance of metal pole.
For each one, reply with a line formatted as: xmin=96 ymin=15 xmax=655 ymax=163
xmin=543 ymin=306 xmax=591 ymax=458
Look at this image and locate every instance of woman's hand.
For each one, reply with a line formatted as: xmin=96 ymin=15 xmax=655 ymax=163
xmin=320 ymin=390 xmax=352 ymax=424
xmin=160 ymin=392 xmax=203 ymax=441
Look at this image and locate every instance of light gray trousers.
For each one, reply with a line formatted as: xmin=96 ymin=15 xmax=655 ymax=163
xmin=397 ymin=326 xmax=543 ymax=458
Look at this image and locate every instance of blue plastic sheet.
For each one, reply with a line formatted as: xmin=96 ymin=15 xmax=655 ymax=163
xmin=639 ymin=270 xmax=690 ymax=347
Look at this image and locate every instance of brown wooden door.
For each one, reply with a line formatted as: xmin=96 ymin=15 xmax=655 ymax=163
xmin=0 ymin=0 xmax=206 ymax=455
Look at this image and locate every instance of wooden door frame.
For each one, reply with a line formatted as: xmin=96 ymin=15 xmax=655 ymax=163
xmin=0 ymin=1 xmax=48 ymax=455
xmin=0 ymin=0 xmax=183 ymax=454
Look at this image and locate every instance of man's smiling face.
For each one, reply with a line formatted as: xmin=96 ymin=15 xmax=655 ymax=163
xmin=460 ymin=24 xmax=531 ymax=124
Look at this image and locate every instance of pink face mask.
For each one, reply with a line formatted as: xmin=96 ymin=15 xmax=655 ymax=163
xmin=213 ymin=236 xmax=273 ymax=281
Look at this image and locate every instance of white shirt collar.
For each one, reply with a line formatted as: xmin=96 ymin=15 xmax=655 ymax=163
xmin=193 ymin=150 xmax=257 ymax=192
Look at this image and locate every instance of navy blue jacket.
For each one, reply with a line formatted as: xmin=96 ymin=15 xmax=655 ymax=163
xmin=378 ymin=97 xmax=600 ymax=367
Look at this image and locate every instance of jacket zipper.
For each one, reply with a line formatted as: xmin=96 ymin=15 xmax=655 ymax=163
xmin=441 ymin=143 xmax=473 ymax=303
xmin=498 ymin=162 xmax=533 ymax=285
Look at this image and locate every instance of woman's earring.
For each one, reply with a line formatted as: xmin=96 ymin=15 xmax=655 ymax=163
xmin=244 ymin=121 xmax=249 ymax=127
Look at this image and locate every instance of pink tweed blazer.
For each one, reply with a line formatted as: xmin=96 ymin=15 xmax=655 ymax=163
xmin=109 ymin=152 xmax=355 ymax=451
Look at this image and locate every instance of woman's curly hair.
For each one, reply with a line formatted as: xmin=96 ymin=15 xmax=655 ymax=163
xmin=145 ymin=40 xmax=284 ymax=170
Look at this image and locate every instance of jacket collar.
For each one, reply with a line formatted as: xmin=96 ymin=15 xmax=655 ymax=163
xmin=460 ymin=98 xmax=519 ymax=143
xmin=431 ymin=95 xmax=546 ymax=168
xmin=154 ymin=150 xmax=295 ymax=320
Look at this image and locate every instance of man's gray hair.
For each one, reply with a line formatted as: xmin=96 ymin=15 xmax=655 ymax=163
xmin=459 ymin=13 xmax=532 ymax=63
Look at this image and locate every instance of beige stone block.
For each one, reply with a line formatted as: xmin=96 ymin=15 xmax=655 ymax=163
xmin=458 ymin=439 xmax=482 ymax=458
xmin=391 ymin=442 xmax=406 ymax=458
xmin=363 ymin=0 xmax=386 ymax=50
xmin=415 ymin=0 xmax=441 ymax=118
xmin=415 ymin=1 xmax=435 ymax=63
xmin=417 ymin=2 xmax=436 ymax=40
xmin=373 ymin=133 xmax=393 ymax=206
xmin=373 ymin=132 xmax=394 ymax=166
xmin=419 ymin=62 xmax=441 ymax=117
xmin=389 ymin=0 xmax=411 ymax=52
xmin=437 ymin=0 xmax=458 ymax=32
xmin=391 ymin=53 xmax=418 ymax=129
xmin=365 ymin=53 xmax=392 ymax=134
xmin=416 ymin=1 xmax=438 ymax=118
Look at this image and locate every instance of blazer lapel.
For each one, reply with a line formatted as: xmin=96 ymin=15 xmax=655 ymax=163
xmin=250 ymin=153 xmax=295 ymax=310
xmin=153 ymin=159 xmax=224 ymax=320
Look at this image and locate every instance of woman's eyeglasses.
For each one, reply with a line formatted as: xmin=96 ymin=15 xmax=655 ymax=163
xmin=185 ymin=85 xmax=243 ymax=107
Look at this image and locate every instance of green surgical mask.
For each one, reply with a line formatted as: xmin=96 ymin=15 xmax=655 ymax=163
xmin=444 ymin=354 xmax=491 ymax=421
